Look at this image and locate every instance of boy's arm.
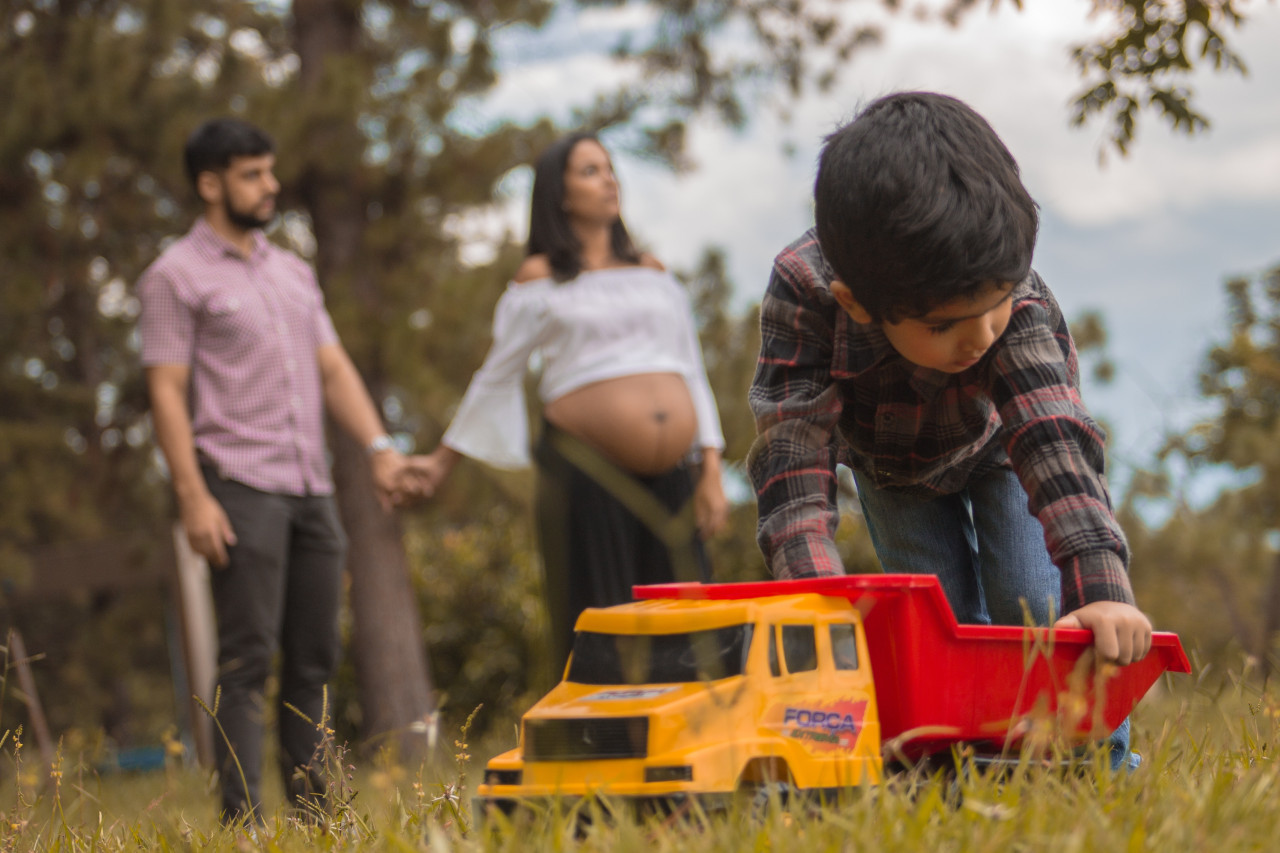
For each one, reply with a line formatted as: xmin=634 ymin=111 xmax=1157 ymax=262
xmin=990 ymin=279 xmax=1149 ymax=660
xmin=990 ymin=291 xmax=1133 ymax=613
xmin=747 ymin=253 xmax=846 ymax=579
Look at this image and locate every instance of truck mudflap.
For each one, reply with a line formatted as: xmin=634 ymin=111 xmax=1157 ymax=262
xmin=636 ymin=574 xmax=1190 ymax=758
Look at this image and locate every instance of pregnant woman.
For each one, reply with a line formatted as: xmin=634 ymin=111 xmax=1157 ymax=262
xmin=410 ymin=132 xmax=728 ymax=665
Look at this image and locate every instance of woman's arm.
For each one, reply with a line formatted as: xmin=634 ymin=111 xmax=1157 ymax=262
xmin=694 ymin=446 xmax=729 ymax=538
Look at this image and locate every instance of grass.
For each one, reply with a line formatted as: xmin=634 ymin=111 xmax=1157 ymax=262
xmin=2 ymin=658 xmax=1279 ymax=851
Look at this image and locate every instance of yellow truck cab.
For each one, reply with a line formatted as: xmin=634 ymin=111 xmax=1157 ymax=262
xmin=478 ymin=592 xmax=882 ymax=812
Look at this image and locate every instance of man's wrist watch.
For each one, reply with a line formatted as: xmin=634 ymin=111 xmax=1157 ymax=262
xmin=365 ymin=433 xmax=396 ymax=456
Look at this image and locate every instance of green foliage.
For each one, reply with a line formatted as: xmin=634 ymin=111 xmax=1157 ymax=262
xmin=403 ymin=506 xmax=547 ymax=730
xmin=1 ymin=590 xmax=176 ymax=751
xmin=1126 ymin=263 xmax=1280 ymax=667
xmin=1067 ymin=0 xmax=1249 ymax=157
xmin=1070 ymin=309 xmax=1118 ymax=385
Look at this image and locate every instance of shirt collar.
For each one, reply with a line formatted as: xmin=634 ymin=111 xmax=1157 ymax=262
xmin=190 ymin=216 xmax=270 ymax=262
xmin=833 ymin=307 xmax=896 ymax=378
xmin=836 ymin=314 xmax=954 ymax=396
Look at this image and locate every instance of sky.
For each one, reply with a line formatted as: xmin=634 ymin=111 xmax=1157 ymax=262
xmin=457 ymin=0 xmax=1280 ymax=501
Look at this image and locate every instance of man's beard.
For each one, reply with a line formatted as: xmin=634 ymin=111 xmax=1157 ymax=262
xmin=224 ymin=195 xmax=274 ymax=231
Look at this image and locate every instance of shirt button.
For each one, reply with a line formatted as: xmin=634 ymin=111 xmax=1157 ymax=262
xmin=291 ymin=396 xmax=301 ymax=409
xmin=277 ymin=322 xmax=287 ymax=334
xmin=285 ymin=359 xmax=296 ymax=371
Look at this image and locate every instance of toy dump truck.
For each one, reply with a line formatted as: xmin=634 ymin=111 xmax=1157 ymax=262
xmin=475 ymin=574 xmax=1189 ymax=813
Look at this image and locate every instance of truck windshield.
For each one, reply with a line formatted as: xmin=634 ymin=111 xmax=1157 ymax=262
xmin=566 ymin=625 xmax=754 ymax=685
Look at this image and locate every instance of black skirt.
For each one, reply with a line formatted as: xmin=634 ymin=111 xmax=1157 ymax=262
xmin=534 ymin=419 xmax=711 ymax=667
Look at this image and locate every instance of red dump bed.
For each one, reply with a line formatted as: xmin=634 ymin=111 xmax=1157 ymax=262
xmin=636 ymin=574 xmax=1190 ymax=756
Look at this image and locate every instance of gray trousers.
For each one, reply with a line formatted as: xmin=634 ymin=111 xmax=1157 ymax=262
xmin=203 ymin=468 xmax=346 ymax=823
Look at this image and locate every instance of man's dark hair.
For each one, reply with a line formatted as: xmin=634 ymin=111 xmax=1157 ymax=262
xmin=527 ymin=131 xmax=640 ymax=283
xmin=814 ymin=91 xmax=1038 ymax=323
xmin=183 ymin=118 xmax=275 ymax=192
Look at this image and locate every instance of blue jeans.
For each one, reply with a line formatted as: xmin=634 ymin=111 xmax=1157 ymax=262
xmin=853 ymin=465 xmax=1135 ymax=770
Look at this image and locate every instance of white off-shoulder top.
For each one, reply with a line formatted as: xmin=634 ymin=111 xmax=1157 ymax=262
xmin=442 ymin=266 xmax=725 ymax=470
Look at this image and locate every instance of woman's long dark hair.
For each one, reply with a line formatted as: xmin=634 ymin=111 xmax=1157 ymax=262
xmin=527 ymin=132 xmax=641 ymax=283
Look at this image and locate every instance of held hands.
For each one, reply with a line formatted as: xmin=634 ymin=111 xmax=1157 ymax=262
xmin=1054 ymin=601 xmax=1153 ymax=666
xmin=368 ymin=443 xmax=460 ymax=508
xmin=392 ymin=446 xmax=461 ymax=504
xmin=180 ymin=491 xmax=237 ymax=568
xmin=369 ymin=448 xmax=443 ymax=509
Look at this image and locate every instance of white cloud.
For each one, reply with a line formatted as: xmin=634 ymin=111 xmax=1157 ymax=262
xmin=576 ymin=4 xmax=659 ymax=33
xmin=478 ymin=51 xmax=639 ymax=124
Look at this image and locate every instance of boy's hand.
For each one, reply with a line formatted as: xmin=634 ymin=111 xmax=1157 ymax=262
xmin=1053 ymin=601 xmax=1152 ymax=665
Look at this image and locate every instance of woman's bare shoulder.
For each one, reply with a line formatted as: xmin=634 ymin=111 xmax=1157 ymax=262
xmin=513 ymin=254 xmax=553 ymax=284
xmin=638 ymin=253 xmax=666 ymax=272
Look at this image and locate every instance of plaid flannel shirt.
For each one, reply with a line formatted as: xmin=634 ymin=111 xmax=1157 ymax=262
xmin=747 ymin=230 xmax=1133 ymax=614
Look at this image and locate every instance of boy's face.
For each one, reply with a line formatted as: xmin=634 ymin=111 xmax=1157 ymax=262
xmin=833 ymin=280 xmax=1015 ymax=373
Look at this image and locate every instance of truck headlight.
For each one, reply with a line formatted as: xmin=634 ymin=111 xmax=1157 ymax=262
xmin=644 ymin=765 xmax=693 ymax=783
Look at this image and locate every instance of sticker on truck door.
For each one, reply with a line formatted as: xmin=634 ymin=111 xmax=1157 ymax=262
xmin=772 ymin=699 xmax=868 ymax=751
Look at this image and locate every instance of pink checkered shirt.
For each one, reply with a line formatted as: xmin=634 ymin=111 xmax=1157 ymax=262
xmin=137 ymin=217 xmax=340 ymax=496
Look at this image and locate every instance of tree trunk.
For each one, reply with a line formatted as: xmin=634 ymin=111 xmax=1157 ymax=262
xmin=1257 ymin=551 xmax=1280 ymax=682
xmin=294 ymin=0 xmax=435 ymax=759
xmin=331 ymin=429 xmax=435 ymax=758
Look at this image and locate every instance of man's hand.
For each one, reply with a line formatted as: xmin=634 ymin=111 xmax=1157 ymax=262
xmin=181 ymin=491 xmax=237 ymax=568
xmin=369 ymin=449 xmax=409 ymax=511
xmin=1054 ymin=601 xmax=1152 ymax=665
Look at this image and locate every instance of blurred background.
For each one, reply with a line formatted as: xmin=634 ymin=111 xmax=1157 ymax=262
xmin=2 ymin=0 xmax=1278 ymax=772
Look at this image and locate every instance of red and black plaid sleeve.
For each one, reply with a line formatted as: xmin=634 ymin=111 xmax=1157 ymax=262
xmin=990 ymin=275 xmax=1134 ymax=612
xmin=747 ymin=236 xmax=848 ymax=579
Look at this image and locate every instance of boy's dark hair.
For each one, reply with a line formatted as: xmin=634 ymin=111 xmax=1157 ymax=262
xmin=814 ymin=91 xmax=1038 ymax=323
xmin=527 ymin=131 xmax=640 ymax=283
xmin=183 ymin=118 xmax=275 ymax=191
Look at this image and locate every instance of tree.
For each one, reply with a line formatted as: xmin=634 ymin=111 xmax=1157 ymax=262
xmin=942 ymin=0 xmax=1254 ymax=157
xmin=1136 ymin=264 xmax=1280 ymax=674
xmin=0 ymin=0 xmax=895 ymax=754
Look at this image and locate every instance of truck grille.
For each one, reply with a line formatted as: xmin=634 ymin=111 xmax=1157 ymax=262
xmin=524 ymin=717 xmax=649 ymax=761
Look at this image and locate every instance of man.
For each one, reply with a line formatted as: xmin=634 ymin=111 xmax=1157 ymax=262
xmin=137 ymin=118 xmax=406 ymax=823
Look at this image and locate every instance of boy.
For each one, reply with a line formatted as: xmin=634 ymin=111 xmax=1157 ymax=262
xmin=747 ymin=92 xmax=1150 ymax=765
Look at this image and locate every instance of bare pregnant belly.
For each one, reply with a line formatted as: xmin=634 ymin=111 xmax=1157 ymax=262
xmin=543 ymin=373 xmax=698 ymax=476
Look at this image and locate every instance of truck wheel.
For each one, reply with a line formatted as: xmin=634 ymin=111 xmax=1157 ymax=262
xmin=745 ymin=781 xmax=797 ymax=818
